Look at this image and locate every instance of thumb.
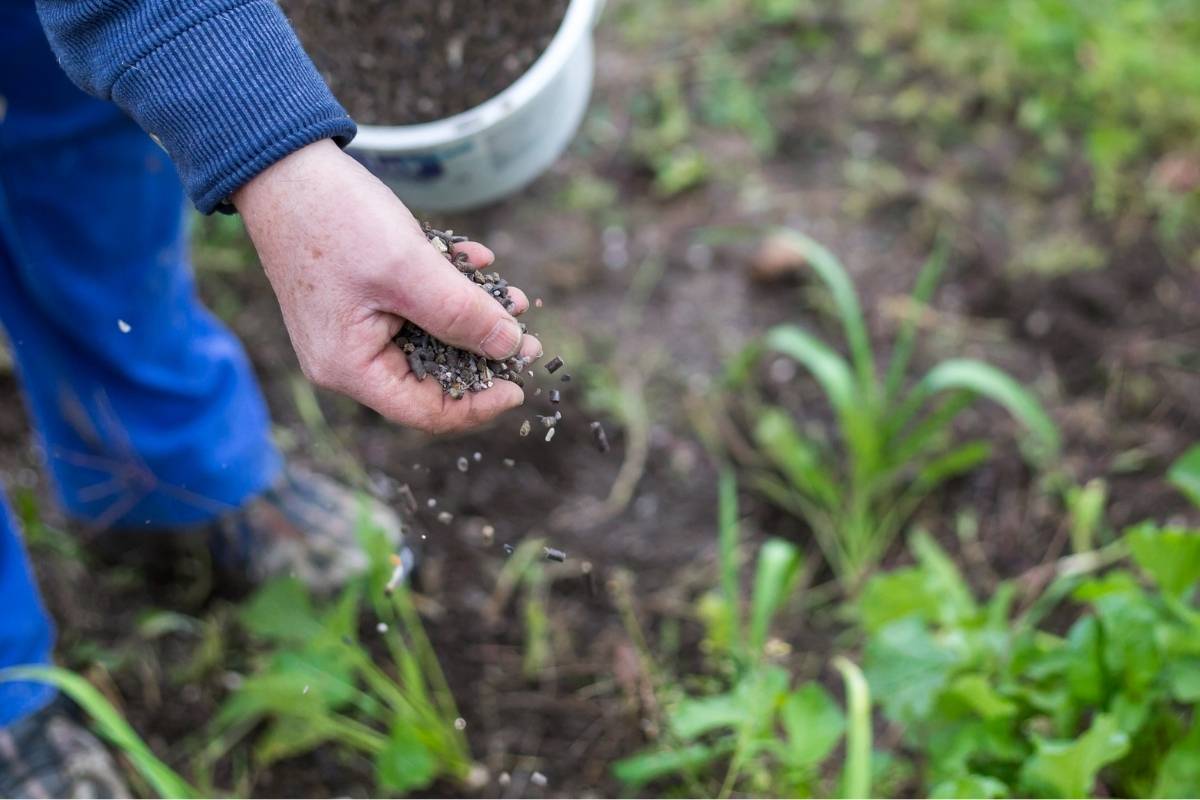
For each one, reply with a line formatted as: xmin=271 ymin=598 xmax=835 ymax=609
xmin=396 ymin=245 xmax=526 ymax=360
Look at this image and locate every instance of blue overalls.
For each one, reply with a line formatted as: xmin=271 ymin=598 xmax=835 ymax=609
xmin=0 ymin=2 xmax=282 ymax=725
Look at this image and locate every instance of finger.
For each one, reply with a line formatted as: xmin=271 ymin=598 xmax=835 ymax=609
xmin=354 ymin=347 xmax=525 ymax=433
xmin=505 ymin=286 xmax=531 ymax=316
xmin=397 ymin=250 xmax=526 ymax=361
xmin=451 ymin=241 xmax=495 ymax=268
xmin=518 ymin=333 xmax=543 ymax=363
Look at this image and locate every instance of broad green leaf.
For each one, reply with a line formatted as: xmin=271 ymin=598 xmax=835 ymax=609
xmin=375 ymin=725 xmax=438 ymax=793
xmin=767 ymin=229 xmax=876 ymax=390
xmin=781 ymin=682 xmax=845 ymax=769
xmin=254 ymin=718 xmax=336 ymax=766
xmin=1166 ymin=657 xmax=1200 ymax=703
xmin=930 ymin=774 xmax=1009 ymax=799
xmin=907 ymin=359 xmax=1060 ymax=461
xmin=911 ymin=530 xmax=976 ymax=623
xmin=1167 ymin=444 xmax=1200 ymax=508
xmin=1063 ymin=616 xmax=1105 ymax=705
xmin=749 ymin=538 xmax=804 ymax=655
xmin=1125 ymin=522 xmax=1200 ymax=596
xmin=613 ymin=742 xmax=730 ymax=789
xmin=0 ymin=666 xmax=199 ymax=799
xmin=944 ymin=674 xmax=1017 ymax=721
xmin=753 ymin=407 xmax=839 ymax=507
xmin=239 ymin=577 xmax=322 ymax=643
xmin=1154 ymin=718 xmax=1200 ymax=798
xmin=668 ymin=692 xmax=742 ymax=740
xmin=835 ymin=657 xmax=872 ymax=800
xmin=1019 ymin=714 xmax=1130 ymax=798
xmin=857 ymin=568 xmax=943 ymax=633
xmin=865 ymin=618 xmax=960 ymax=727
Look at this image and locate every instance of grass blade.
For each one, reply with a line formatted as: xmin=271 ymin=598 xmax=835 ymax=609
xmin=718 ymin=468 xmax=742 ymax=653
xmin=753 ymin=407 xmax=839 ymax=507
xmin=907 ymin=359 xmax=1060 ymax=461
xmin=0 ymin=665 xmax=198 ymax=799
xmin=769 ymin=229 xmax=877 ymax=393
xmin=748 ymin=539 xmax=804 ymax=656
xmin=884 ymin=239 xmax=949 ymax=405
xmin=834 ymin=657 xmax=872 ymax=800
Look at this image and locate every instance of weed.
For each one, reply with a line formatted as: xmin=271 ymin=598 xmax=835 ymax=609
xmin=614 ymin=470 xmax=872 ymax=798
xmin=729 ymin=230 xmax=1059 ymax=586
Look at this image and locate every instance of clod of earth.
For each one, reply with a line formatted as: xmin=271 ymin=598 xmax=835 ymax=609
xmin=394 ymin=225 xmax=531 ymax=399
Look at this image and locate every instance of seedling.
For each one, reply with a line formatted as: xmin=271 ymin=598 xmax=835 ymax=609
xmin=731 ymin=230 xmax=1060 ymax=586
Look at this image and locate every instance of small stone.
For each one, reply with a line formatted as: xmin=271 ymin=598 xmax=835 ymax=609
xmin=457 ymin=456 xmax=469 ymax=472
xmin=503 ymin=458 xmax=516 ymax=467
xmin=427 ymin=497 xmax=438 ymax=508
xmin=531 ymin=771 xmax=548 ymax=787
xmin=545 ymin=427 xmax=556 ymax=443
xmin=481 ymin=524 xmax=495 ymax=544
xmin=473 ymin=451 xmax=482 ymax=462
xmin=519 ymin=419 xmax=532 ymax=437
xmin=437 ymin=511 xmax=454 ymax=525
xmin=454 ymin=717 xmax=467 ymax=731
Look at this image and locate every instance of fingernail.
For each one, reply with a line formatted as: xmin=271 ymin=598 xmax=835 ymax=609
xmin=481 ymin=318 xmax=522 ymax=359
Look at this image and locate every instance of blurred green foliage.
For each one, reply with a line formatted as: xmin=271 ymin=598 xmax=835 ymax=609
xmin=851 ymin=0 xmax=1200 ymax=232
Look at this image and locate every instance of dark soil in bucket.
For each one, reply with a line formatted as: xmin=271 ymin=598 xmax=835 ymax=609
xmin=280 ymin=0 xmax=571 ymax=125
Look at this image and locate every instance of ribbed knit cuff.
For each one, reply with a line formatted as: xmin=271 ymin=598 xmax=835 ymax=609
xmin=109 ymin=1 xmax=356 ymax=214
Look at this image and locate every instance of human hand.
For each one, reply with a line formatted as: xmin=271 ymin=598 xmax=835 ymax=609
xmin=232 ymin=139 xmax=541 ymax=433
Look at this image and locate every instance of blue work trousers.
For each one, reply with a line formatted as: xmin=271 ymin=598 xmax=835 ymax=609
xmin=0 ymin=3 xmax=281 ymax=726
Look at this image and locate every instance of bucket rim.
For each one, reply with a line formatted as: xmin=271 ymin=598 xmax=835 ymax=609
xmin=350 ymin=0 xmax=600 ymax=152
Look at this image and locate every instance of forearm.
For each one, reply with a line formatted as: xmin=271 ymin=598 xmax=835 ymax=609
xmin=35 ymin=0 xmax=355 ymax=213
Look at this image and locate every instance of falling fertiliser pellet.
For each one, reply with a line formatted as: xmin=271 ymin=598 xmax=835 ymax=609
xmin=549 ymin=389 xmax=561 ymax=404
xmin=543 ymin=546 xmax=566 ymax=562
xmin=544 ymin=356 xmax=564 ymax=374
xmin=590 ymin=421 xmax=611 ymax=453
xmin=457 ymin=456 xmax=469 ymax=472
xmin=376 ymin=622 xmax=389 ymax=633
xmin=531 ymin=772 xmax=548 ymax=787
xmin=437 ymin=511 xmax=454 ymax=525
xmin=545 ymin=427 xmax=556 ymax=443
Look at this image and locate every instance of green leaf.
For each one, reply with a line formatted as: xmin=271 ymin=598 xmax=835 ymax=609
xmin=907 ymin=359 xmax=1060 ymax=461
xmin=254 ymin=718 xmax=336 ymax=766
xmin=857 ymin=568 xmax=943 ymax=633
xmin=1019 ymin=714 xmax=1130 ymax=798
xmin=1066 ymin=478 xmax=1108 ymax=554
xmin=765 ymin=325 xmax=858 ymax=414
xmin=911 ymin=530 xmax=976 ymax=622
xmin=767 ymin=229 xmax=876 ymax=391
xmin=780 ymin=682 xmax=845 ymax=769
xmin=930 ymin=774 xmax=1009 ymax=799
xmin=914 ymin=441 xmax=993 ymax=491
xmin=835 ymin=657 xmax=872 ymax=800
xmin=944 ymin=674 xmax=1017 ymax=721
xmin=375 ymin=725 xmax=438 ymax=794
xmin=668 ymin=692 xmax=743 ymax=740
xmin=613 ymin=742 xmax=730 ymax=790
xmin=717 ymin=468 xmax=742 ymax=653
xmin=865 ymin=618 xmax=960 ymax=727
xmin=1155 ymin=717 xmax=1200 ymax=798
xmin=0 ymin=665 xmax=199 ymax=799
xmin=753 ymin=407 xmax=839 ymax=507
xmin=239 ymin=577 xmax=323 ymax=643
xmin=1125 ymin=522 xmax=1200 ymax=596
xmin=884 ymin=239 xmax=949 ymax=404
xmin=1168 ymin=444 xmax=1200 ymax=508
xmin=749 ymin=538 xmax=804 ymax=655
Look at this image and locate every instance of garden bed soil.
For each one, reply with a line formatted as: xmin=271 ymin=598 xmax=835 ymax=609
xmin=280 ymin=0 xmax=569 ymax=125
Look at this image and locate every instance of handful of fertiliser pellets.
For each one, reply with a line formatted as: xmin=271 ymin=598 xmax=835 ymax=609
xmin=393 ymin=225 xmax=532 ymax=399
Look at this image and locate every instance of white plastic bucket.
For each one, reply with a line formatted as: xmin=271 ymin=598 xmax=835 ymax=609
xmin=348 ymin=0 xmax=603 ymax=211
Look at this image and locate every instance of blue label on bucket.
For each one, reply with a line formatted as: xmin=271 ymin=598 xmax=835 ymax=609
xmin=383 ymin=154 xmax=445 ymax=182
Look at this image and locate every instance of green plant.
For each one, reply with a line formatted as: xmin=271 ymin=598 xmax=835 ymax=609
xmin=614 ymin=470 xmax=872 ymax=798
xmin=0 ymin=664 xmax=199 ymax=799
xmin=738 ymin=230 xmax=1059 ymax=585
xmin=200 ymin=506 xmax=471 ymax=795
xmin=849 ymin=0 xmax=1200 ymax=237
xmin=856 ymin=521 xmax=1200 ymax=798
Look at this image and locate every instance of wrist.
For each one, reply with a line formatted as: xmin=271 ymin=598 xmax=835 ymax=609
xmin=232 ymin=138 xmax=345 ymax=218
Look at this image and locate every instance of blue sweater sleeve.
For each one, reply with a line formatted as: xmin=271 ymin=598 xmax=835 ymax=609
xmin=35 ymin=0 xmax=357 ymax=213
